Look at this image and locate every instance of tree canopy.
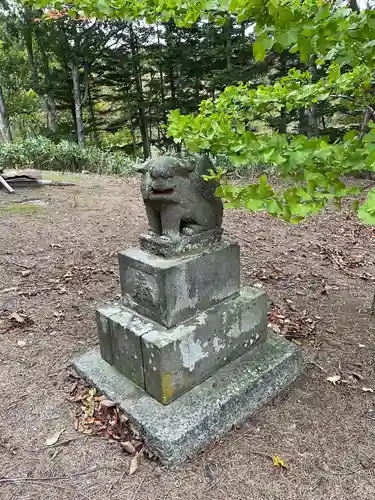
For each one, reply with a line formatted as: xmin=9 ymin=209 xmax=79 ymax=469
xmin=15 ymin=0 xmax=375 ymax=223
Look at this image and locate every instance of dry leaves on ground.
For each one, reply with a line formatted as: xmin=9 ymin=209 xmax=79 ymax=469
xmin=268 ymin=306 xmax=316 ymax=342
xmin=0 ymin=310 xmax=34 ymax=334
xmin=45 ymin=428 xmax=66 ymax=446
xmin=273 ymin=455 xmax=288 ymax=469
xmin=68 ymin=374 xmax=155 ymax=473
xmin=326 ymin=374 xmax=374 ymax=393
xmin=314 ymin=242 xmax=374 ymax=280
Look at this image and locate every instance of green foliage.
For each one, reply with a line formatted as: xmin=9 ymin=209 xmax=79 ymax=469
xmin=0 ymin=137 xmax=137 ymax=174
xmin=19 ymin=0 xmax=375 ymax=223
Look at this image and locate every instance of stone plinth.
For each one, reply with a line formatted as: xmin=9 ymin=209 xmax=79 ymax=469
xmin=73 ymin=331 xmax=303 ymax=465
xmin=96 ymin=286 xmax=267 ymax=404
xmin=139 ymin=228 xmax=223 ymax=258
xmin=119 ymin=242 xmax=240 ymax=328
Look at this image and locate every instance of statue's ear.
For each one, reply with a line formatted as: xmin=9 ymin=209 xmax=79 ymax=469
xmin=186 ymin=161 xmax=196 ymax=172
xmin=195 ymin=154 xmax=214 ymax=176
xmin=135 ymin=161 xmax=150 ymax=174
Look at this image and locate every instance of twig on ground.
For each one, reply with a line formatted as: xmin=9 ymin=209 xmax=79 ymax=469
xmin=0 ymin=287 xmax=18 ymax=294
xmin=306 ymin=360 xmax=327 ymax=373
xmin=18 ymin=286 xmax=53 ymax=297
xmin=5 ymin=394 xmax=28 ymax=411
xmin=0 ymin=466 xmax=123 ymax=484
xmin=129 ymin=477 xmax=146 ymax=500
xmin=248 ymin=449 xmax=273 ymax=460
xmin=4 ymin=260 xmax=31 ymax=270
xmin=30 ymin=481 xmax=91 ymax=500
xmin=39 ymin=436 xmax=89 ymax=450
xmin=108 ymin=469 xmax=127 ymax=493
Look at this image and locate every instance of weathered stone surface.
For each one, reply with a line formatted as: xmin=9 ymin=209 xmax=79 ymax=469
xmin=73 ymin=331 xmax=303 ymax=465
xmin=139 ymin=228 xmax=223 ymax=258
xmin=96 ymin=305 xmax=122 ymax=365
xmin=96 ymin=287 xmax=267 ymax=403
xmin=141 ymin=287 xmax=268 ymax=403
xmin=137 ymin=155 xmax=223 ymax=256
xmin=107 ymin=310 xmax=150 ymax=388
xmin=119 ymin=241 xmax=240 ymax=328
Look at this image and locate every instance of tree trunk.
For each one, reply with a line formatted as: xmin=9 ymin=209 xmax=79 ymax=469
xmin=298 ymin=108 xmax=308 ymax=135
xmin=71 ymin=60 xmax=85 ymax=148
xmin=35 ymin=26 xmax=58 ymax=133
xmin=88 ymin=87 xmax=100 ymax=147
xmin=0 ymin=86 xmax=12 ymax=142
xmin=24 ymin=18 xmax=54 ymax=131
xmin=279 ymin=52 xmax=287 ymax=134
xmin=224 ymin=17 xmax=232 ymax=72
xmin=131 ymin=118 xmax=137 ymax=159
xmin=307 ymin=58 xmax=318 ymax=137
xmin=349 ymin=0 xmax=360 ymax=12
xmin=24 ymin=22 xmax=39 ymax=93
xmin=156 ymin=23 xmax=167 ymax=129
xmin=129 ymin=23 xmax=150 ymax=159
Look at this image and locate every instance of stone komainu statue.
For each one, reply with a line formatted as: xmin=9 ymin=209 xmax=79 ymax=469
xmin=139 ymin=155 xmax=223 ymax=239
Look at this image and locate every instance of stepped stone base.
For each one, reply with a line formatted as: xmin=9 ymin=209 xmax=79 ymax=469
xmin=96 ymin=286 xmax=267 ymax=404
xmin=73 ymin=331 xmax=303 ymax=465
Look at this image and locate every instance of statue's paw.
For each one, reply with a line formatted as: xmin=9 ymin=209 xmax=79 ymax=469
xmin=182 ymin=227 xmax=194 ymax=236
xmin=182 ymin=224 xmax=203 ymax=235
xmin=160 ymin=234 xmax=172 ymax=241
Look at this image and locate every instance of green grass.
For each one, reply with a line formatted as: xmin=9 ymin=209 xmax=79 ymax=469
xmin=40 ymin=171 xmax=81 ymax=183
xmin=0 ymin=203 xmax=44 ymax=216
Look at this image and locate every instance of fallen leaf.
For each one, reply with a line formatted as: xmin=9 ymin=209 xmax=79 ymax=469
xmin=121 ymin=441 xmax=136 ymax=454
xmin=100 ymin=399 xmax=116 ymax=409
xmin=129 ymin=452 xmax=143 ymax=475
xmin=132 ymin=440 xmax=143 ymax=452
xmin=362 ymin=387 xmax=374 ymax=393
xmin=45 ymin=428 xmax=66 ymax=446
xmin=21 ymin=270 xmax=31 ymax=277
xmin=350 ymin=372 xmax=363 ymax=382
xmin=273 ymin=455 xmax=288 ymax=469
xmin=94 ymin=395 xmax=106 ymax=402
xmin=327 ymin=375 xmax=341 ymax=385
xmin=17 ymin=340 xmax=26 ymax=347
xmin=10 ymin=312 xmax=27 ymax=324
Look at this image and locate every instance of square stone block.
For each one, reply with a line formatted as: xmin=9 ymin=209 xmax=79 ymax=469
xmin=141 ymin=287 xmax=268 ymax=403
xmin=96 ymin=305 xmax=122 ymax=365
xmin=118 ymin=241 xmax=240 ymax=328
xmin=97 ymin=305 xmax=156 ymax=389
xmin=107 ymin=310 xmax=149 ymax=388
xmin=73 ymin=332 xmax=303 ymax=465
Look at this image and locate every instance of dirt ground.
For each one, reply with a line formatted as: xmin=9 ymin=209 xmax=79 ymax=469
xmin=1 ymin=172 xmax=375 ymax=500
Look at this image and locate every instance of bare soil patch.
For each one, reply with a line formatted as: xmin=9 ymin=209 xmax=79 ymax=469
xmin=1 ymin=172 xmax=375 ymax=500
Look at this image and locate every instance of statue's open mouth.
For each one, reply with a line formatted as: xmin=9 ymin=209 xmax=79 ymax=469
xmin=152 ymin=188 xmax=174 ymax=195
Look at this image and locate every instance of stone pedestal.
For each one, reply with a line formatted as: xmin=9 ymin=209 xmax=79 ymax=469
xmin=74 ymin=332 xmax=302 ymax=465
xmin=118 ymin=242 xmax=240 ymax=328
xmin=73 ymin=235 xmax=302 ymax=463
